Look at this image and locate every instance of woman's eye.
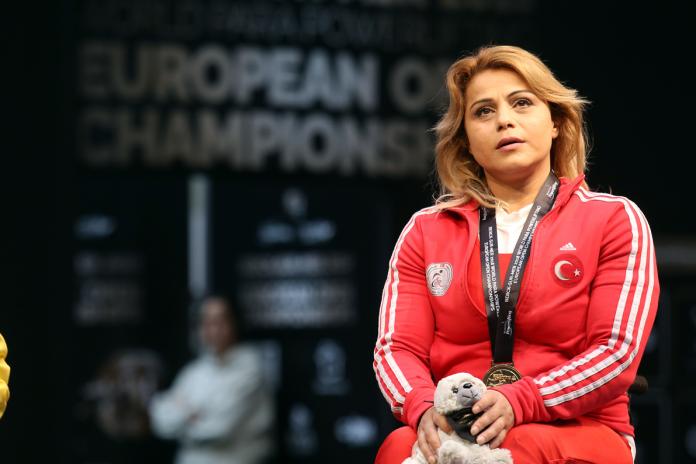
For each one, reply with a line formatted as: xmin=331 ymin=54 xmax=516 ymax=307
xmin=474 ymin=107 xmax=493 ymax=117
xmin=515 ymin=98 xmax=532 ymax=107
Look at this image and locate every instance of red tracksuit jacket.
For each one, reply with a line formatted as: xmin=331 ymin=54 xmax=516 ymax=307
xmin=374 ymin=174 xmax=659 ymax=437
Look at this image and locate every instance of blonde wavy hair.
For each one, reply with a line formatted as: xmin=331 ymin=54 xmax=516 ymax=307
xmin=434 ymin=45 xmax=590 ymax=209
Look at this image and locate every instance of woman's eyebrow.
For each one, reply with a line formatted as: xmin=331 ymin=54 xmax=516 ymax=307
xmin=469 ymin=89 xmax=533 ymax=111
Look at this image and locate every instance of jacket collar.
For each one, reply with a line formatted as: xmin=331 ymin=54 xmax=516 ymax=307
xmin=443 ymin=173 xmax=586 ymax=218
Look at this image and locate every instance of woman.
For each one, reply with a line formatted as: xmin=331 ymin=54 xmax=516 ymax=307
xmin=373 ymin=45 xmax=658 ymax=464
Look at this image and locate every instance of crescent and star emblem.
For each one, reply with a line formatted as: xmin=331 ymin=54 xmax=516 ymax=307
xmin=554 ymin=260 xmax=577 ymax=280
xmin=551 ymin=255 xmax=583 ymax=286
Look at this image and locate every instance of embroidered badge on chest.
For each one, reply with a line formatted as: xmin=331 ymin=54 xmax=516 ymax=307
xmin=426 ymin=263 xmax=453 ymax=296
xmin=551 ymin=254 xmax=584 ymax=287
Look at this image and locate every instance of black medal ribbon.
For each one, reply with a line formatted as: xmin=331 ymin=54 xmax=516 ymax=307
xmin=479 ymin=172 xmax=560 ymax=372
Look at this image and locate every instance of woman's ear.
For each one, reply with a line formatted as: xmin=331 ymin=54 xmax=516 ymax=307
xmin=552 ymin=121 xmax=560 ymax=139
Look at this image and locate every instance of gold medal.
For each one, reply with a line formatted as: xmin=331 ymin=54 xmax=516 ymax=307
xmin=483 ymin=363 xmax=521 ymax=387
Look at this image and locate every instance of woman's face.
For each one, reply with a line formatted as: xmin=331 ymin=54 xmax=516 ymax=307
xmin=463 ymin=68 xmax=558 ymax=185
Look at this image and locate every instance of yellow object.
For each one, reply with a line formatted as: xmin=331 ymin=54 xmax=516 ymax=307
xmin=0 ymin=333 xmax=9 ymax=418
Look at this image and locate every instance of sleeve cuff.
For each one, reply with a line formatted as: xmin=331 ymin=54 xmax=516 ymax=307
xmin=403 ymin=386 xmax=437 ymax=430
xmin=491 ymin=376 xmax=544 ymax=425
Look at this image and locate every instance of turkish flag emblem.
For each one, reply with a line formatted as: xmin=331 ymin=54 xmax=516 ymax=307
xmin=551 ymin=254 xmax=584 ymax=287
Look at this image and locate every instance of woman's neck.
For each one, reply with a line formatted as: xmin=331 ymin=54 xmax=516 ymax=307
xmin=486 ymin=169 xmax=551 ymax=212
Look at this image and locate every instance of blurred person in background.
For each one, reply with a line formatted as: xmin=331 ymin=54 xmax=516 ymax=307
xmin=373 ymin=45 xmax=659 ymax=464
xmin=149 ymin=296 xmax=274 ymax=464
xmin=0 ymin=333 xmax=9 ymax=418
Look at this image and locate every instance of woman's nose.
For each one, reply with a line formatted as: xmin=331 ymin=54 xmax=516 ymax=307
xmin=496 ymin=106 xmax=515 ymax=130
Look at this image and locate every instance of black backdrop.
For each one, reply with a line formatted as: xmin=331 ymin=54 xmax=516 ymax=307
xmin=2 ymin=1 xmax=693 ymax=463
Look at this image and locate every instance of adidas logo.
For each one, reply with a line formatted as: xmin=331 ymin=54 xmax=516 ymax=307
xmin=560 ymin=242 xmax=576 ymax=251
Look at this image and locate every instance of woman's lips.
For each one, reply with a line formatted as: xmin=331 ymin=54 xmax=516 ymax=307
xmin=497 ymin=142 xmax=524 ymax=152
xmin=496 ymin=137 xmax=524 ymax=150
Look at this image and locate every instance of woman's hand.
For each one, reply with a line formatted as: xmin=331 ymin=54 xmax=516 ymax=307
xmin=470 ymin=390 xmax=515 ymax=448
xmin=417 ymin=406 xmax=453 ymax=464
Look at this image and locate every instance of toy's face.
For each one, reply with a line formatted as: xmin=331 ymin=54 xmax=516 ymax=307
xmin=434 ymin=373 xmax=488 ymax=414
xmin=451 ymin=380 xmax=483 ymax=408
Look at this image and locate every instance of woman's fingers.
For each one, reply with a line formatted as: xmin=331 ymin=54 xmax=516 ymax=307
xmin=475 ymin=416 xmax=507 ymax=445
xmin=426 ymin=424 xmax=441 ymax=463
xmin=417 ymin=427 xmax=437 ymax=464
xmin=417 ymin=397 xmax=513 ymax=461
xmin=417 ymin=407 xmax=443 ymax=464
xmin=471 ymin=403 xmax=499 ymax=436
xmin=471 ymin=391 xmax=514 ymax=432
xmin=488 ymin=426 xmax=508 ymax=449
xmin=433 ymin=411 xmax=453 ymax=434
xmin=471 ymin=392 xmax=496 ymax=415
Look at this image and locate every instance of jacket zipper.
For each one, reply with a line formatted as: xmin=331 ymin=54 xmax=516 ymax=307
xmin=462 ymin=211 xmax=488 ymax=320
xmin=515 ymin=198 xmax=564 ymax=309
